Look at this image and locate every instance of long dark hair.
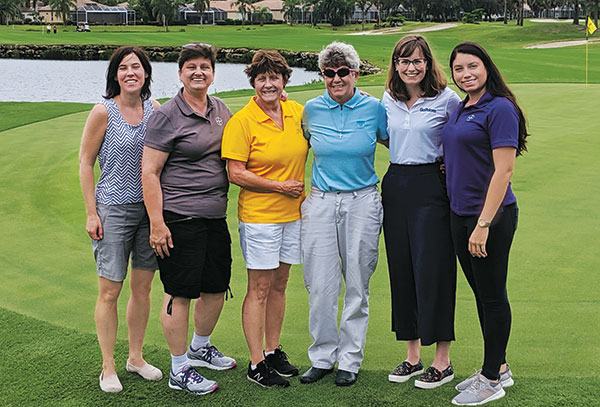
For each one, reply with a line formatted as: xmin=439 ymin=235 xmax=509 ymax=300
xmin=450 ymin=42 xmax=528 ymax=155
xmin=386 ymin=35 xmax=446 ymax=101
xmin=104 ymin=46 xmax=152 ymax=101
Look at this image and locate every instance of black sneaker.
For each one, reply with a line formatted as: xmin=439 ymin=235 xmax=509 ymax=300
xmin=414 ymin=364 xmax=454 ymax=389
xmin=388 ymin=360 xmax=424 ymax=383
xmin=247 ymin=360 xmax=290 ymax=388
xmin=265 ymin=345 xmax=299 ymax=377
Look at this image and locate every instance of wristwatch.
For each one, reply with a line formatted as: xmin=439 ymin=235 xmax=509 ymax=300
xmin=477 ymin=218 xmax=491 ymax=228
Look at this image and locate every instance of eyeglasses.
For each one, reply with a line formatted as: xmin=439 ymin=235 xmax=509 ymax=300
xmin=395 ymin=58 xmax=427 ymax=68
xmin=321 ymin=67 xmax=356 ymax=78
xmin=182 ymin=43 xmax=212 ymax=50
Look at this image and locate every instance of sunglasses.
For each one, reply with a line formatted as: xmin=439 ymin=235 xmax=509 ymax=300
xmin=321 ymin=67 xmax=356 ymax=78
xmin=182 ymin=43 xmax=212 ymax=50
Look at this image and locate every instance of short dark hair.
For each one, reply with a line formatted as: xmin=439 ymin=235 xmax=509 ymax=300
xmin=386 ymin=35 xmax=446 ymax=101
xmin=104 ymin=46 xmax=152 ymax=100
xmin=244 ymin=50 xmax=292 ymax=88
xmin=178 ymin=43 xmax=216 ymax=70
xmin=450 ymin=41 xmax=528 ymax=156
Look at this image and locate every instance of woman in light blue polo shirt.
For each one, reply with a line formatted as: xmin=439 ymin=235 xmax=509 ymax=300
xmin=442 ymin=42 xmax=528 ymax=406
xmin=300 ymin=42 xmax=388 ymax=387
xmin=382 ymin=35 xmax=461 ymax=389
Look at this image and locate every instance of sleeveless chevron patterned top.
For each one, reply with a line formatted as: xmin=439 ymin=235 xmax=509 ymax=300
xmin=95 ymin=98 xmax=154 ymax=205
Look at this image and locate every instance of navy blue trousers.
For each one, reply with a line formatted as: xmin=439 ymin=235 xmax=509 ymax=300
xmin=450 ymin=203 xmax=518 ymax=380
xmin=382 ymin=163 xmax=457 ymax=346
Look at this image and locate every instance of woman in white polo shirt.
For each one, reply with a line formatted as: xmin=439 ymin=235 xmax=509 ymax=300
xmin=381 ymin=35 xmax=461 ymax=389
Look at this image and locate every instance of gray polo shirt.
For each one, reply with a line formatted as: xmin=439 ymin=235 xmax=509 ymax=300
xmin=145 ymin=88 xmax=232 ymax=218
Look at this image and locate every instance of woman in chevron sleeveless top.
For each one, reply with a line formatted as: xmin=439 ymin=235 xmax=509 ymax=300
xmin=79 ymin=46 xmax=162 ymax=393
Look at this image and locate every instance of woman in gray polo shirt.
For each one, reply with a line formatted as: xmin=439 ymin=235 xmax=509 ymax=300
xmin=142 ymin=43 xmax=236 ymax=396
xmin=79 ymin=46 xmax=162 ymax=393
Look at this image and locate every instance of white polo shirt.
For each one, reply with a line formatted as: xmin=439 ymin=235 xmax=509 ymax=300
xmin=382 ymin=87 xmax=461 ymax=165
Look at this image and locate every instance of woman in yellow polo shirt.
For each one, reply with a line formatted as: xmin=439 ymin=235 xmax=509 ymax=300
xmin=222 ymin=50 xmax=308 ymax=388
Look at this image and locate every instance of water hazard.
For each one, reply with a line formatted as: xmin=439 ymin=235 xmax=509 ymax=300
xmin=0 ymin=59 xmax=321 ymax=103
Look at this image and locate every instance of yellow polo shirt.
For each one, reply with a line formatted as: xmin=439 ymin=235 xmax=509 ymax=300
xmin=222 ymin=97 xmax=308 ymax=223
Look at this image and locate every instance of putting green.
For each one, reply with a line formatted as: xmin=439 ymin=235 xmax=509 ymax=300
xmin=1 ymin=84 xmax=598 ymax=383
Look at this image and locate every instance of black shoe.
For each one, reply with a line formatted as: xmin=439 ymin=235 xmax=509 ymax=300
xmin=300 ymin=367 xmax=334 ymax=384
xmin=335 ymin=369 xmax=358 ymax=386
xmin=247 ymin=361 xmax=290 ymax=388
xmin=265 ymin=345 xmax=299 ymax=377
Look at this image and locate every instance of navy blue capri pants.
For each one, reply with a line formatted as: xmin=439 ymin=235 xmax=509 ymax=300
xmin=382 ymin=162 xmax=457 ymax=346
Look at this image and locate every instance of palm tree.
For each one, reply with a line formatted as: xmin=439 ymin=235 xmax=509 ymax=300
xmin=151 ymin=0 xmax=182 ymax=32
xmin=254 ymin=5 xmax=271 ymax=26
xmin=355 ymin=0 xmax=373 ymax=31
xmin=282 ymin=0 xmax=299 ymax=25
xmin=0 ymin=0 xmax=21 ymax=25
xmin=193 ymin=0 xmax=210 ymax=24
xmin=47 ymin=0 xmax=75 ymax=26
xmin=233 ymin=0 xmax=259 ymax=25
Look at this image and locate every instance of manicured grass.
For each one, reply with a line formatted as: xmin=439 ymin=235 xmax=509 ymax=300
xmin=1 ymin=307 xmax=599 ymax=406
xmin=1 ymin=84 xmax=599 ymax=406
xmin=1 ymin=21 xmax=599 ymax=83
xmin=0 ymin=101 xmax=92 ymax=132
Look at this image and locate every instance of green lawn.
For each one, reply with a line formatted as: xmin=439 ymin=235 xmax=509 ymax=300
xmin=1 ymin=20 xmax=600 ymax=83
xmin=1 ymin=83 xmax=599 ymax=406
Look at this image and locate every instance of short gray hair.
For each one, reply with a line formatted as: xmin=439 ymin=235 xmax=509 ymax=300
xmin=318 ymin=42 xmax=360 ymax=71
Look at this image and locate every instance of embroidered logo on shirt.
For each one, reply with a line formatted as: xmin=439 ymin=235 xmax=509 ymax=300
xmin=466 ymin=114 xmax=475 ymax=122
xmin=215 ymin=116 xmax=223 ymax=126
xmin=419 ymin=107 xmax=437 ymax=113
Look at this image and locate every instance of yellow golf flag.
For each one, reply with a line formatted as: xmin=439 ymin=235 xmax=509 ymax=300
xmin=588 ymin=17 xmax=597 ymax=35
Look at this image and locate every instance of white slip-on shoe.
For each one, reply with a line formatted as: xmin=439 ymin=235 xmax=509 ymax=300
xmin=126 ymin=360 xmax=163 ymax=381
xmin=99 ymin=371 xmax=123 ymax=393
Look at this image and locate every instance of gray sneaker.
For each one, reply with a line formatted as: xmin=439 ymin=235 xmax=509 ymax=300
xmin=452 ymin=373 xmax=505 ymax=406
xmin=455 ymin=365 xmax=513 ymax=391
xmin=169 ymin=365 xmax=218 ymax=395
xmin=188 ymin=345 xmax=237 ymax=370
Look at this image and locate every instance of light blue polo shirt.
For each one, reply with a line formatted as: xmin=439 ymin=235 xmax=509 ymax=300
xmin=302 ymin=88 xmax=388 ymax=192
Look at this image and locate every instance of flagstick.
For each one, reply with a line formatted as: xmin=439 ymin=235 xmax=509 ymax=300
xmin=586 ymin=16 xmax=589 ymax=87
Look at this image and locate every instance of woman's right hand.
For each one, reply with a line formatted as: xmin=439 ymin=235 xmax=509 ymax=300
xmin=86 ymin=212 xmax=103 ymax=240
xmin=279 ymin=179 xmax=304 ymax=198
xmin=150 ymin=222 xmax=173 ymax=259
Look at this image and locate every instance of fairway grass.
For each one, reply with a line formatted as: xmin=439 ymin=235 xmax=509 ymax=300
xmin=1 ymin=84 xmax=599 ymax=405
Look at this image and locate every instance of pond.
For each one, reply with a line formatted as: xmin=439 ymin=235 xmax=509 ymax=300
xmin=0 ymin=59 xmax=322 ymax=103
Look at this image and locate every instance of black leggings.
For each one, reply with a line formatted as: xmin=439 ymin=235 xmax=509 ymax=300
xmin=450 ymin=204 xmax=518 ymax=381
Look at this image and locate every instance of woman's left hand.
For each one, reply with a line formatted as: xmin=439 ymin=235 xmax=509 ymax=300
xmin=469 ymin=225 xmax=489 ymax=258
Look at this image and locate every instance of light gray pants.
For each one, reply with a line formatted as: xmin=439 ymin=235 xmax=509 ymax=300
xmin=301 ymin=186 xmax=383 ymax=373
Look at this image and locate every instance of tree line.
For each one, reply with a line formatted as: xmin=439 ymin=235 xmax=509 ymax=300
xmin=2 ymin=0 xmax=598 ymax=27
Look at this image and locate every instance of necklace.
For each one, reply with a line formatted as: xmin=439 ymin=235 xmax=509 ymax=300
xmin=328 ymin=105 xmax=347 ymax=139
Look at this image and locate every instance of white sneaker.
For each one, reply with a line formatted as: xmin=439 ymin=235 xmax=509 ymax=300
xmin=187 ymin=344 xmax=237 ymax=370
xmin=456 ymin=365 xmax=513 ymax=391
xmin=168 ymin=365 xmax=218 ymax=395
xmin=452 ymin=373 xmax=505 ymax=406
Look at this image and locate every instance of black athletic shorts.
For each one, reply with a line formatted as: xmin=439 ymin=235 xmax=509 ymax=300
xmin=157 ymin=211 xmax=232 ymax=299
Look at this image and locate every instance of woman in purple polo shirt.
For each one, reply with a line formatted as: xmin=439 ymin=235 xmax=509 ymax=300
xmin=441 ymin=42 xmax=528 ymax=406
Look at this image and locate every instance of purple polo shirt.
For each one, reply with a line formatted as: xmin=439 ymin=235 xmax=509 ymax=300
xmin=441 ymin=91 xmax=518 ymax=216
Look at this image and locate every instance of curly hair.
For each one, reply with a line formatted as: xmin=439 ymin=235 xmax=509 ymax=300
xmin=318 ymin=42 xmax=360 ymax=71
xmin=244 ymin=50 xmax=292 ymax=87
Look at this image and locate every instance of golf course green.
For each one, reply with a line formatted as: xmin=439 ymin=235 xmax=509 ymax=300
xmin=1 ymin=21 xmax=599 ymax=406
